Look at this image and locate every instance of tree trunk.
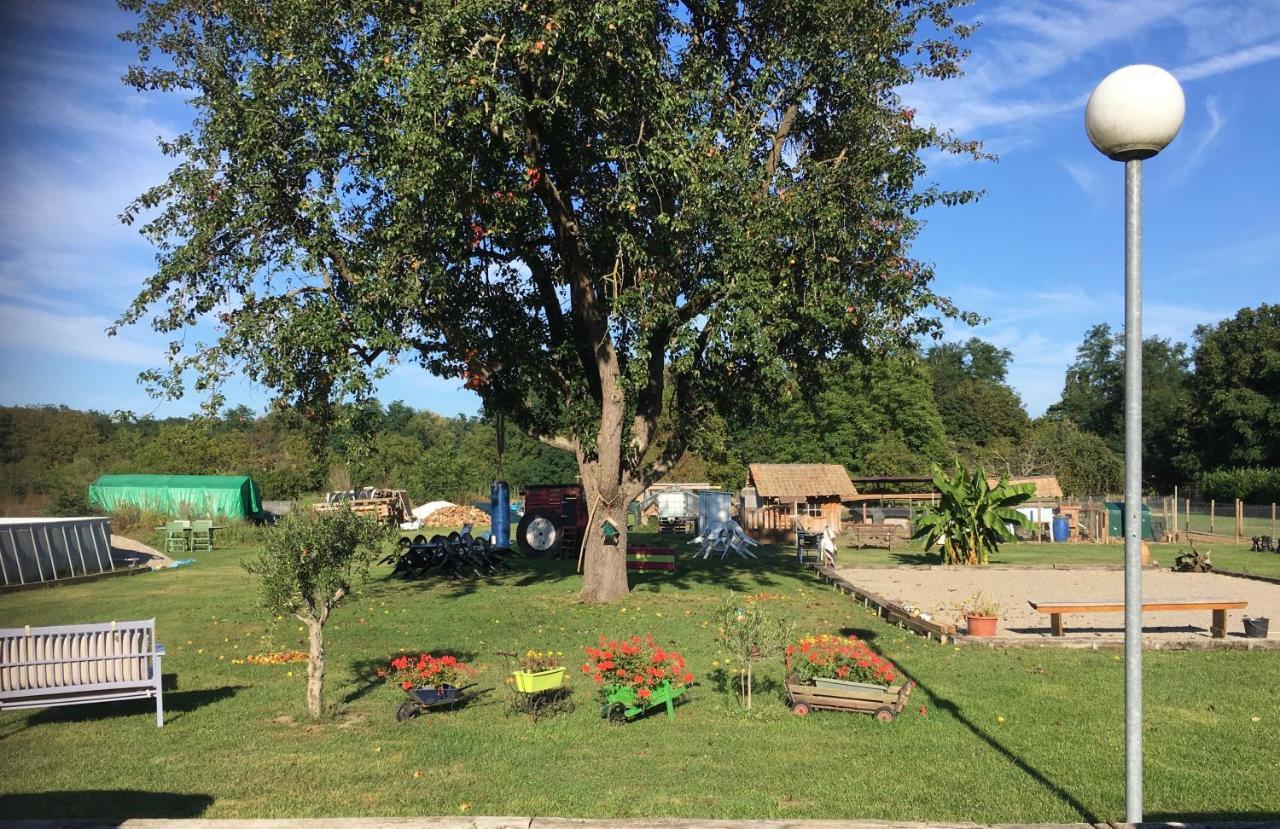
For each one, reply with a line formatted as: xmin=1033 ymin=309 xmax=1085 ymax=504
xmin=306 ymin=619 xmax=325 ymax=719
xmin=577 ymin=370 xmax=632 ymax=604
xmin=578 ymin=482 xmax=630 ymax=603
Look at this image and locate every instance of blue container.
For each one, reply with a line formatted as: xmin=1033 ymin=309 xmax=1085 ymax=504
xmin=1051 ymin=516 xmax=1070 ymax=543
xmin=490 ymin=480 xmax=510 ymax=549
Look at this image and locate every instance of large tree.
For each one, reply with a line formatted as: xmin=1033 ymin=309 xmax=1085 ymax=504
xmin=1189 ymin=304 xmax=1280 ymax=469
xmin=1050 ymin=324 xmax=1194 ymax=489
xmin=118 ymin=0 xmax=981 ymax=601
xmin=926 ymin=338 xmax=1029 ymax=453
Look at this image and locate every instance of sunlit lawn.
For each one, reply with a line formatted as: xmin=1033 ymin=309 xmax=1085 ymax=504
xmin=0 ymin=531 xmax=1276 ymax=822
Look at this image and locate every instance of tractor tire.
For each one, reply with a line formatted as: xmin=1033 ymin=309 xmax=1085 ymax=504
xmin=517 ymin=508 xmax=563 ymax=557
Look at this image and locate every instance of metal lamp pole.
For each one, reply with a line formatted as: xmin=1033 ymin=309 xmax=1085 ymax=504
xmin=1085 ymin=64 xmax=1184 ymax=824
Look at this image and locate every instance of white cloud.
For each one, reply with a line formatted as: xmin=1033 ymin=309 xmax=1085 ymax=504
xmin=0 ymin=303 xmax=159 ymax=365
xmin=1175 ymin=39 xmax=1280 ymax=81
xmin=905 ymin=2 xmax=1280 ymax=164
xmin=1060 ymin=160 xmax=1101 ymax=196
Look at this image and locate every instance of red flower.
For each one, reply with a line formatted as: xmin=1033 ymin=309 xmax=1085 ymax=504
xmin=682 ymin=673 xmax=693 ymax=684
xmin=637 ymin=688 xmax=651 ymax=699
xmin=401 ymin=680 xmax=413 ymax=690
xmin=919 ymin=705 xmax=927 ymax=716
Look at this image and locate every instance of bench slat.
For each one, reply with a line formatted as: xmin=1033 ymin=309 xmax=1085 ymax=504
xmin=1029 ymin=599 xmax=1248 ymax=613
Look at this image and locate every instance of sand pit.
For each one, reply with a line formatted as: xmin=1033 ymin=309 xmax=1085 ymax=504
xmin=834 ymin=566 xmax=1278 ymax=644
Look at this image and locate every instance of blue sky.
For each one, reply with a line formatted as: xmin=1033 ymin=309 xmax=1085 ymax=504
xmin=1 ymin=0 xmax=1277 ymax=420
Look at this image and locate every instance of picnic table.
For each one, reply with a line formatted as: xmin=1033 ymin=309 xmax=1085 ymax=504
xmin=1028 ymin=597 xmax=1248 ymax=638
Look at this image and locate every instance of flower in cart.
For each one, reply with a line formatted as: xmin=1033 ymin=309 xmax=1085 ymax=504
xmin=384 ymin=652 xmax=477 ymax=689
xmin=581 ymin=634 xmax=693 ymax=697
xmin=785 ymin=633 xmax=900 ymax=688
xmin=517 ymin=649 xmax=561 ymax=672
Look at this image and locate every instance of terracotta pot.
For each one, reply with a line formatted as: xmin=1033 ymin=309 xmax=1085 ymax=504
xmin=966 ymin=614 xmax=998 ymax=637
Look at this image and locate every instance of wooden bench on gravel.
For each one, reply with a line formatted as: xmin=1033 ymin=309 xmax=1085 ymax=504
xmin=1028 ymin=598 xmax=1248 ymax=638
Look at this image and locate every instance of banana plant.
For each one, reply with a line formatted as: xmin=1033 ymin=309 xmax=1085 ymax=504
xmin=912 ymin=464 xmax=1037 ymax=565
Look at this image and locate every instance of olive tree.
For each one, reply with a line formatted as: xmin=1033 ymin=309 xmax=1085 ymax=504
xmin=118 ymin=0 xmax=982 ymax=602
xmin=245 ymin=508 xmax=385 ymax=718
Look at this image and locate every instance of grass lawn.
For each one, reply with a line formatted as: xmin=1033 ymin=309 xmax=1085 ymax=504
xmin=843 ymin=538 xmax=1280 ymax=579
xmin=1 ymin=532 xmax=1277 ymax=822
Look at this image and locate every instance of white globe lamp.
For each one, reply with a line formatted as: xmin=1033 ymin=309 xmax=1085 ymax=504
xmin=1086 ymin=64 xmax=1185 ymax=160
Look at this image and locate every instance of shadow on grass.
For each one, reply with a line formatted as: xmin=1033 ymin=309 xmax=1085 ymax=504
xmin=901 ymin=670 xmax=1101 ymax=821
xmin=19 ymin=685 xmax=244 ymax=728
xmin=0 ymin=790 xmax=214 ymax=820
xmin=369 ymin=537 xmax=806 ymax=599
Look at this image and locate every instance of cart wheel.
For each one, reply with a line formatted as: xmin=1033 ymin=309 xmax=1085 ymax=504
xmin=554 ymin=689 xmax=574 ymax=715
xmin=606 ymin=702 xmax=627 ymax=724
xmin=396 ymin=701 xmax=419 ymax=723
xmin=873 ymin=706 xmax=897 ymax=723
xmin=529 ymin=694 xmax=548 ymax=722
xmin=791 ymin=702 xmax=810 ymax=716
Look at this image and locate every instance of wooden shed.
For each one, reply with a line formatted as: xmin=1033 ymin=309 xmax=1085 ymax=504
xmin=741 ymin=463 xmax=858 ymax=538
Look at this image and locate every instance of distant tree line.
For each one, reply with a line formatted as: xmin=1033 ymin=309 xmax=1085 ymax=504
xmin=2 ymin=302 xmax=1274 ymax=513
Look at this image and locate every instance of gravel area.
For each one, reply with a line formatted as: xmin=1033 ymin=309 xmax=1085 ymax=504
xmin=835 ymin=566 xmax=1277 ymax=642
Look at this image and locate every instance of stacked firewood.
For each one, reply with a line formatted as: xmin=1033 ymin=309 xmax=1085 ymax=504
xmin=423 ymin=504 xmax=490 ymax=526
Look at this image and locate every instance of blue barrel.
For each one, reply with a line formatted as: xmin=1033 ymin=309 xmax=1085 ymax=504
xmin=1051 ymin=516 xmax=1070 ymax=543
xmin=490 ymin=480 xmax=510 ymax=549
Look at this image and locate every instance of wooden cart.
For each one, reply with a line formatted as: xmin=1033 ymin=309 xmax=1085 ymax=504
xmin=785 ymin=678 xmax=914 ymax=722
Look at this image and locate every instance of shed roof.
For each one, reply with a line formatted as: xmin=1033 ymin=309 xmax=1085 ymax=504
xmin=748 ymin=464 xmax=858 ymax=500
xmin=988 ymin=474 xmax=1063 ymax=499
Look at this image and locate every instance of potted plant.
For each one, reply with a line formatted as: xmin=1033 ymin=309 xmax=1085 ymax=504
xmin=382 ymin=652 xmax=476 ymax=702
xmin=512 ymin=649 xmax=566 ymax=692
xmin=581 ymin=634 xmax=694 ymax=721
xmin=954 ymin=592 xmax=1001 ymax=636
xmin=786 ymin=633 xmax=900 ymax=692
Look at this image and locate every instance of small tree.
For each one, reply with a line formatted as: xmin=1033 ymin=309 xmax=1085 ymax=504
xmin=714 ymin=593 xmax=793 ymax=710
xmin=245 ymin=508 xmax=385 ymax=719
xmin=912 ymin=464 xmax=1035 ymax=565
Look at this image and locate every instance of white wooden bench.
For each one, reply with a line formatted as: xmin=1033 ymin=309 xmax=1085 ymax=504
xmin=1028 ymin=598 xmax=1248 ymax=638
xmin=0 ymin=619 xmax=166 ymax=726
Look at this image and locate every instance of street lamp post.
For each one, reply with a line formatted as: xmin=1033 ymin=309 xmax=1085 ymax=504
xmin=1085 ymin=64 xmax=1185 ymax=824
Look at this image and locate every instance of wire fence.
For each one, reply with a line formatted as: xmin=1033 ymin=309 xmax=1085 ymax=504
xmin=1066 ymin=494 xmax=1280 ymax=544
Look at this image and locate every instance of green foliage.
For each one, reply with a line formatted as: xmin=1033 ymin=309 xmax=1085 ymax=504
xmin=1189 ymin=304 xmax=1280 ymax=469
xmin=1051 ymin=324 xmax=1196 ymax=488
xmin=1196 ymin=467 xmax=1280 ymax=504
xmin=1020 ymin=418 xmax=1123 ymax=497
xmin=245 ymin=509 xmax=385 ymax=623
xmin=912 ymin=464 xmax=1035 ymax=565
xmin=927 ymin=338 xmax=1030 ymax=453
xmin=732 ymin=356 xmax=948 ymax=477
xmin=713 ymin=592 xmax=794 ymax=709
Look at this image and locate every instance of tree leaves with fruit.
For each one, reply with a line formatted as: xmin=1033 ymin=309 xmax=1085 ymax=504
xmin=118 ymin=0 xmax=984 ymax=601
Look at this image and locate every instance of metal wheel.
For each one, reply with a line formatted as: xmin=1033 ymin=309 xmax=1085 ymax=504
xmin=791 ymin=702 xmax=810 ymax=716
xmin=529 ymin=694 xmax=548 ymax=722
xmin=553 ymin=689 xmax=573 ymax=715
xmin=873 ymin=706 xmax=897 ymax=723
xmin=517 ymin=509 xmax=562 ymax=557
xmin=605 ymin=702 xmax=628 ymax=724
xmin=396 ymin=701 xmax=420 ymax=723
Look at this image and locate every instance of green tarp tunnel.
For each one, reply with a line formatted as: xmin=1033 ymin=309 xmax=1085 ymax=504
xmin=88 ymin=474 xmax=262 ymax=518
xmin=1104 ymin=501 xmax=1156 ymax=541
